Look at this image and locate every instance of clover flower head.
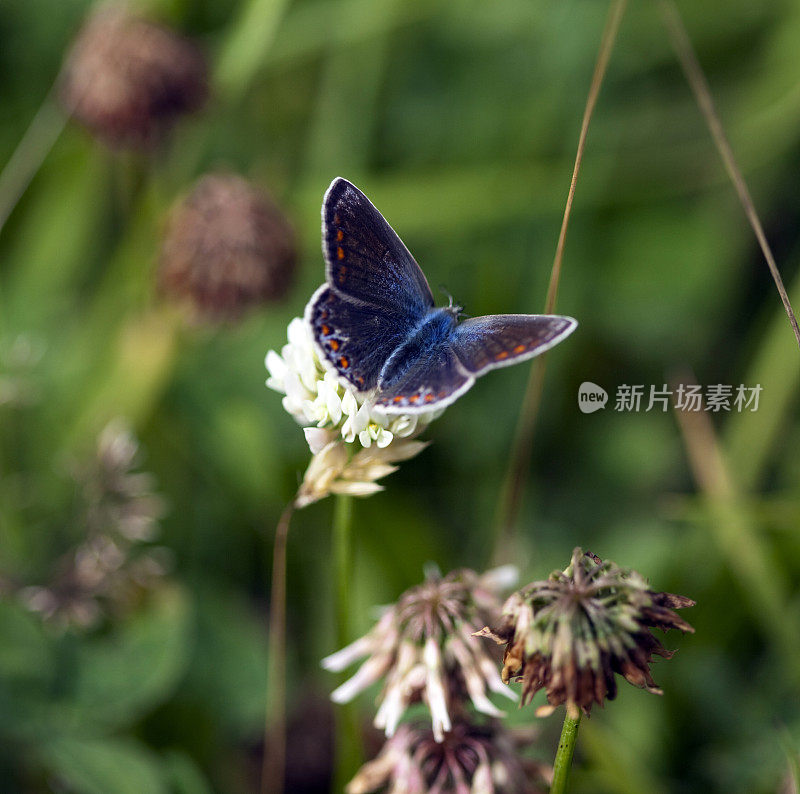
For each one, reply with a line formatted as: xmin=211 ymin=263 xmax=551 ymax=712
xmin=267 ymin=318 xmax=442 ymax=450
xmin=266 ymin=317 xmax=444 ymax=504
xmin=160 ymin=173 xmax=296 ymax=320
xmin=60 ymin=2 xmax=208 ymax=149
xmin=477 ymin=547 xmax=695 ymax=717
xmin=322 ymin=566 xmax=519 ymax=742
xmin=346 ymin=720 xmax=549 ymax=794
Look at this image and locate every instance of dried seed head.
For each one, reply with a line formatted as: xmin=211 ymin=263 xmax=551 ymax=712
xmin=478 ymin=548 xmax=695 ymax=716
xmin=346 ymin=720 xmax=549 ymax=794
xmin=17 ymin=420 xmax=170 ymax=631
xmin=60 ymin=3 xmax=208 ymax=149
xmin=322 ymin=566 xmax=519 ymax=741
xmin=159 ymin=173 xmax=296 ymax=320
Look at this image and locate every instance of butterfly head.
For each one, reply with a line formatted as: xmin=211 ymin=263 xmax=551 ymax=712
xmin=440 ymin=288 xmax=463 ymax=320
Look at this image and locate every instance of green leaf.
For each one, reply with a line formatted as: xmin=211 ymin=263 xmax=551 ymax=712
xmin=66 ymin=586 xmax=192 ymax=730
xmin=182 ymin=587 xmax=268 ymax=737
xmin=0 ymin=600 xmax=54 ymax=684
xmin=162 ymin=750 xmax=214 ymax=794
xmin=39 ymin=736 xmax=169 ymax=794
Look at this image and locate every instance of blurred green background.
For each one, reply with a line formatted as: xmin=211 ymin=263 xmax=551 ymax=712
xmin=1 ymin=0 xmax=799 ymax=792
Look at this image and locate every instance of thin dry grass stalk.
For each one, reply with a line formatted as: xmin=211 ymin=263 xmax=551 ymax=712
xmin=493 ymin=0 xmax=628 ymax=561
xmin=656 ymin=0 xmax=800 ymax=350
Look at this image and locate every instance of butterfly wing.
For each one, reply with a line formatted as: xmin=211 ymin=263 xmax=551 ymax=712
xmin=374 ymin=314 xmax=576 ymax=413
xmin=308 ymin=178 xmax=436 ymax=391
xmin=322 ymin=178 xmax=434 ymax=315
xmin=373 ymin=335 xmax=475 ymax=412
xmin=306 ymin=284 xmax=415 ymax=391
xmin=450 ymin=314 xmax=577 ymax=375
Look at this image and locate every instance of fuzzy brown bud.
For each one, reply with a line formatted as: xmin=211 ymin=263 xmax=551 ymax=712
xmin=159 ymin=173 xmax=296 ymax=319
xmin=60 ymin=4 xmax=208 ymax=149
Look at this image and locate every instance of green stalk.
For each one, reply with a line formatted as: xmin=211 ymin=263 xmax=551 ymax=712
xmin=550 ymin=710 xmax=582 ymax=794
xmin=332 ymin=493 xmax=363 ymax=792
xmin=261 ymin=501 xmax=295 ymax=794
xmin=334 ymin=493 xmax=354 ymax=647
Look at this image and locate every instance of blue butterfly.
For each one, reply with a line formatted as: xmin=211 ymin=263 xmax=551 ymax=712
xmin=306 ymin=178 xmax=577 ymax=413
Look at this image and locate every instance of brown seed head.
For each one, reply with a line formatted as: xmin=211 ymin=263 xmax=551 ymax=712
xmin=159 ymin=173 xmax=297 ymax=320
xmin=60 ymin=3 xmax=208 ymax=149
xmin=346 ymin=720 xmax=549 ymax=794
xmin=478 ymin=547 xmax=695 ymax=716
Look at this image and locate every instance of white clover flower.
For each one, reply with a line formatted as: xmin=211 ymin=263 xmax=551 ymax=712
xmin=266 ymin=317 xmax=444 ymax=505
xmin=266 ymin=317 xmax=442 ymax=451
xmin=322 ymin=567 xmax=518 ymax=742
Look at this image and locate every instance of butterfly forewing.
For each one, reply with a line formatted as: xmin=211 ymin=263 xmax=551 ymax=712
xmin=322 ymin=178 xmax=435 ymax=316
xmin=451 ymin=315 xmax=578 ymax=375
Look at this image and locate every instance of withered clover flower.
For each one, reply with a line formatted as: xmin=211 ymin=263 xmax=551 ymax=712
xmin=60 ymin=3 xmax=208 ymax=149
xmin=346 ymin=720 xmax=549 ymax=794
xmin=160 ymin=172 xmax=297 ymax=321
xmin=322 ymin=567 xmax=518 ymax=742
xmin=477 ymin=548 xmax=695 ymax=718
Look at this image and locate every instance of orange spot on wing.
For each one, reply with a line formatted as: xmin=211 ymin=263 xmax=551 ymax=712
xmin=321 ymin=324 xmax=331 ymax=336
xmin=333 ymin=214 xmax=340 ymax=224
xmin=424 ymin=394 xmax=435 ymax=403
xmin=336 ymin=247 xmax=345 ymax=260
xmin=339 ymin=357 xmax=349 ymax=369
xmin=513 ymin=344 xmax=526 ymax=354
xmin=393 ymin=396 xmax=404 ymax=404
xmin=336 ymin=229 xmax=344 ymax=241
xmin=409 ymin=395 xmax=419 ymax=404
xmin=496 ymin=351 xmax=509 ymax=360
xmin=330 ymin=340 xmax=339 ymax=351
xmin=357 ymin=376 xmax=365 ymax=386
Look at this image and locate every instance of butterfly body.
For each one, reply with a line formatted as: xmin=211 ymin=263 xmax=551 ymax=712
xmin=306 ymin=178 xmax=577 ymax=413
xmin=379 ymin=306 xmax=458 ymax=388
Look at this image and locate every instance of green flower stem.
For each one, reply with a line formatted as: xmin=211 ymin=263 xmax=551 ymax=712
xmin=551 ymin=710 xmax=582 ymax=794
xmin=333 ymin=493 xmax=362 ymax=792
xmin=261 ymin=501 xmax=295 ymax=794
xmin=334 ymin=493 xmax=354 ymax=648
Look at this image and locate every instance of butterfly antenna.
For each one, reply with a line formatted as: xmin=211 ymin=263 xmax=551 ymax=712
xmin=438 ymin=285 xmax=464 ymax=317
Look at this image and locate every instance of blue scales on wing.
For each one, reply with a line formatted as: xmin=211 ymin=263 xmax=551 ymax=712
xmin=374 ymin=331 xmax=473 ymax=411
xmin=308 ymin=286 xmax=412 ymax=391
xmin=322 ymin=178 xmax=434 ymax=315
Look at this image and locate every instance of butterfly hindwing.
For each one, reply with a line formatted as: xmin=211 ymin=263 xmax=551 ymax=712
xmin=322 ymin=178 xmax=434 ymax=318
xmin=374 ymin=336 xmax=474 ymax=412
xmin=307 ymin=285 xmax=410 ymax=391
xmin=451 ymin=315 xmax=577 ymax=376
